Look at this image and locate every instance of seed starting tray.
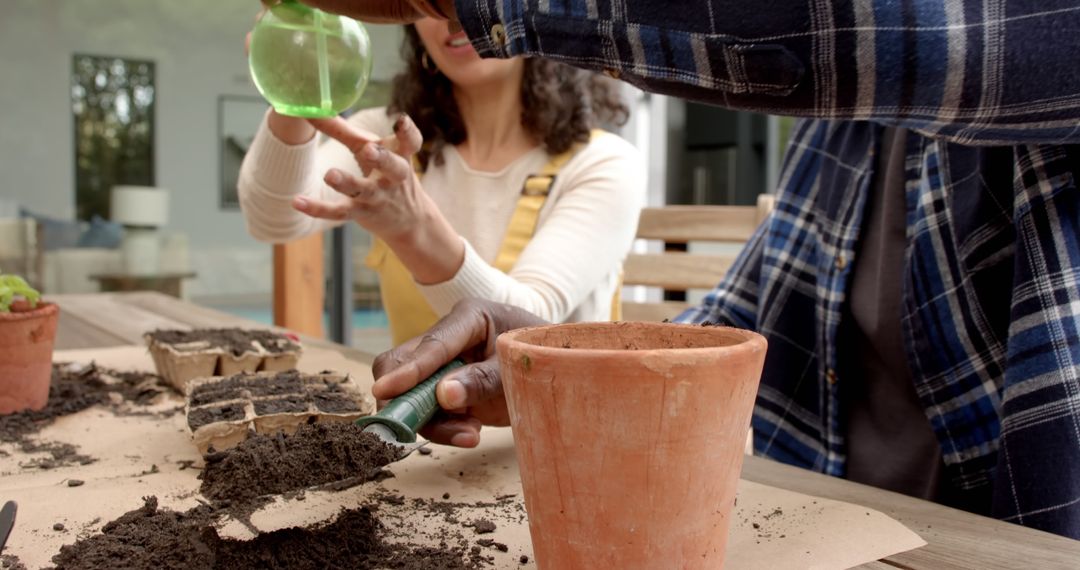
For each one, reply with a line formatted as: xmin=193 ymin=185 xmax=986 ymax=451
xmin=145 ymin=329 xmax=302 ymax=392
xmin=184 ymin=369 xmax=375 ymax=453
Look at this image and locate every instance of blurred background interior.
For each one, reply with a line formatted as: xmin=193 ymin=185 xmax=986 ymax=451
xmin=0 ymin=0 xmax=794 ymax=354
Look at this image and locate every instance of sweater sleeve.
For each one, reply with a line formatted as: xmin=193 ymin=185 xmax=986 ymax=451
xmin=417 ymin=134 xmax=645 ymax=322
xmin=237 ymin=108 xmax=390 ymax=243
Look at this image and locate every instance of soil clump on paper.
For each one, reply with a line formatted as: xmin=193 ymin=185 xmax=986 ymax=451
xmin=0 ymin=554 xmax=27 ymax=570
xmin=29 ymin=381 xmax=513 ymax=569
xmin=48 ymin=496 xmax=485 ymax=569
xmin=199 ymin=422 xmax=401 ymax=503
xmin=0 ymin=363 xmax=175 ymax=469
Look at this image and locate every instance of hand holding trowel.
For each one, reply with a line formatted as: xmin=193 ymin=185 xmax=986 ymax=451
xmin=354 ymin=359 xmax=464 ymax=463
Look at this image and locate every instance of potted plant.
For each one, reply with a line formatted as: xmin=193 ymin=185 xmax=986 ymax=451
xmin=0 ymin=272 xmax=59 ymax=414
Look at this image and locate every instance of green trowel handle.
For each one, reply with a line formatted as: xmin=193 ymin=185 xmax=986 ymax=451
xmin=355 ymin=359 xmax=465 ymax=443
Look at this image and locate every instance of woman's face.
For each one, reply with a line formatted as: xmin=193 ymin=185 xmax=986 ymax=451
xmin=414 ymin=18 xmax=524 ymax=90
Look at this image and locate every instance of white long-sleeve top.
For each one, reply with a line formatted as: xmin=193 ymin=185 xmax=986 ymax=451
xmin=238 ymin=107 xmax=645 ymax=323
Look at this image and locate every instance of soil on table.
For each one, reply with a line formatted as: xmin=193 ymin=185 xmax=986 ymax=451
xmin=0 ymin=363 xmax=175 ymax=469
xmin=37 ymin=419 xmax=526 ymax=569
xmin=0 ymin=554 xmax=27 ymax=570
xmin=739 ymin=500 xmax=805 ymax=542
xmin=48 ymin=496 xmax=484 ymax=570
xmin=199 ymin=422 xmax=401 ymax=503
xmin=372 ymin=491 xmax=529 ymax=566
xmin=472 ymin=519 xmax=496 ymax=534
xmin=147 ymin=329 xmax=300 ymax=357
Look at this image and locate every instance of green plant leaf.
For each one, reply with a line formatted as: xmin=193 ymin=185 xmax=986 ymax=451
xmin=0 ymin=274 xmax=40 ymax=312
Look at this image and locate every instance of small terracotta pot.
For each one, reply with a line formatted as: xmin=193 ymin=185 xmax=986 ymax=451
xmin=0 ymin=302 xmax=59 ymax=414
xmin=497 ymin=322 xmax=767 ymax=569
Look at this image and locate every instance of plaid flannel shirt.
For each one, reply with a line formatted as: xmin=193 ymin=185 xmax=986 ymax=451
xmin=458 ymin=0 xmax=1080 ymax=538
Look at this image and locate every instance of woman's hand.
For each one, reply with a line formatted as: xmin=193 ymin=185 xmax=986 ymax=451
xmin=295 ymin=114 xmax=428 ymax=241
xmin=296 ymin=115 xmax=466 ymax=284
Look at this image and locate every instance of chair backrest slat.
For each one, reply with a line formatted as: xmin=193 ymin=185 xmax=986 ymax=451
xmin=620 ymin=195 xmax=775 ymax=322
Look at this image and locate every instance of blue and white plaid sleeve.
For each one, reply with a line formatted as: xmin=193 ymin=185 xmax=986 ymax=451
xmin=456 ymin=0 xmax=1080 ymax=145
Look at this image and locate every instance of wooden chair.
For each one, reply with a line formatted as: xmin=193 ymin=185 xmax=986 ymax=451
xmin=620 ymin=194 xmax=775 ymax=322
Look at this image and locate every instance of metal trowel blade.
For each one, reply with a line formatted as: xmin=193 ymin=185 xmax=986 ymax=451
xmin=364 ymin=423 xmax=428 ymax=466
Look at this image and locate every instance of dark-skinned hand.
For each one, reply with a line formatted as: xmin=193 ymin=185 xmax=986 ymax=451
xmin=371 ymin=299 xmax=548 ymax=447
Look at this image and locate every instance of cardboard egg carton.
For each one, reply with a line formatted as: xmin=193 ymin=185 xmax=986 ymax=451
xmin=184 ymin=369 xmax=376 ymax=454
xmin=144 ymin=328 xmax=302 ymax=392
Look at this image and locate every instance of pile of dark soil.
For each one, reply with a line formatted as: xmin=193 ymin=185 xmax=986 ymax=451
xmin=49 ymin=497 xmax=484 ymax=570
xmin=199 ymin=422 xmax=400 ymax=503
xmin=22 ymin=388 xmax=517 ymax=569
xmin=0 ymin=554 xmax=27 ymax=570
xmin=0 ymin=363 xmax=174 ymax=469
xmin=147 ymin=329 xmax=299 ymax=356
xmin=45 ymin=419 xmax=523 ymax=568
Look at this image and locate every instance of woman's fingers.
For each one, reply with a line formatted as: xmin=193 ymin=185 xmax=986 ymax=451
xmin=393 ymin=114 xmax=423 ymax=156
xmin=357 ymin=143 xmax=413 ymax=186
xmin=308 ymin=116 xmax=380 ymax=154
xmin=292 ymin=195 xmax=351 ymax=220
xmin=322 ymin=168 xmax=374 ymax=199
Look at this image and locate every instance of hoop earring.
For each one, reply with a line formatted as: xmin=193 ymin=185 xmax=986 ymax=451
xmin=420 ymin=51 xmax=436 ymax=73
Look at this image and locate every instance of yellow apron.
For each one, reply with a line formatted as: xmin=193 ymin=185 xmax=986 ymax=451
xmin=366 ymin=131 xmax=621 ymax=346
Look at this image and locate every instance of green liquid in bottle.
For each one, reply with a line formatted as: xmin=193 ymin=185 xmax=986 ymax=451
xmin=249 ymin=1 xmax=372 ymax=118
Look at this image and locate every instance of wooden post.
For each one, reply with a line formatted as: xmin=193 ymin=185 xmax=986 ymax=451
xmin=273 ymin=233 xmax=325 ymax=338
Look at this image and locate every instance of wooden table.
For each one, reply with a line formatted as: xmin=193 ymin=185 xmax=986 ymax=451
xmin=88 ymin=272 xmax=197 ymax=299
xmin=51 ymin=291 xmax=354 ymax=359
xmin=51 ymin=292 xmax=1080 ymax=569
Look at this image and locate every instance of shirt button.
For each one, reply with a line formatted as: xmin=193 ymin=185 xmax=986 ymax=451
xmin=834 ymin=254 xmax=847 ymax=271
xmin=826 ymin=368 xmax=838 ymax=385
xmin=490 ymin=23 xmax=507 ymax=47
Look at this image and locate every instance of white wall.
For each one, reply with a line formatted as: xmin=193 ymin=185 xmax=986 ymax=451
xmin=0 ymin=0 xmax=404 ymax=297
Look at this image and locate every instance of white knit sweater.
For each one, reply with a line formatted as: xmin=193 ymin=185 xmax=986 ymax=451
xmin=238 ymin=107 xmax=645 ymax=323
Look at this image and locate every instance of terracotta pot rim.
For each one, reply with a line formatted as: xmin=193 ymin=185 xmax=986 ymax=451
xmin=497 ymin=321 xmax=766 ymax=357
xmin=0 ymin=301 xmax=58 ymax=322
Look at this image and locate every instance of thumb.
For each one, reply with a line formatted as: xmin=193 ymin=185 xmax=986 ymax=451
xmin=436 ymin=357 xmax=503 ymax=410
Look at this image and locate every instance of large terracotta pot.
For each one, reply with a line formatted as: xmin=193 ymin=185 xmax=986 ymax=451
xmin=497 ymin=321 xmax=766 ymax=569
xmin=0 ymin=302 xmax=59 ymax=414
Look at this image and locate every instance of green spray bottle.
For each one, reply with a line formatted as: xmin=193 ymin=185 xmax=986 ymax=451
xmin=249 ymin=0 xmax=373 ymax=118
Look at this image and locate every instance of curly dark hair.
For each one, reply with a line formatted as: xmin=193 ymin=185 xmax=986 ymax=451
xmin=388 ymin=26 xmax=630 ymax=171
